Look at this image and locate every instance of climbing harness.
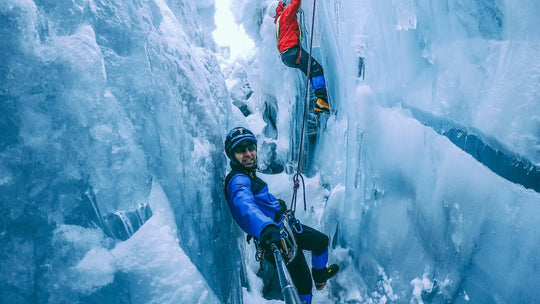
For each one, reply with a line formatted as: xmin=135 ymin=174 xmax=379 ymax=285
xmin=254 ymin=210 xmax=300 ymax=265
xmin=279 ymin=211 xmax=300 ymax=263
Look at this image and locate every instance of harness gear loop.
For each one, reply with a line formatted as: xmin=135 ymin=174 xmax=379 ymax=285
xmin=254 ymin=210 xmax=299 ymax=265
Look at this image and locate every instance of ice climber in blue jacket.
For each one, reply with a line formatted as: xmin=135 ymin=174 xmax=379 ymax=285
xmin=223 ymin=127 xmax=339 ymax=304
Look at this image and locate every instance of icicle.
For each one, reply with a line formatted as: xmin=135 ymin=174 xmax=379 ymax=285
xmin=116 ymin=211 xmax=135 ymax=237
xmin=85 ymin=189 xmax=113 ymax=237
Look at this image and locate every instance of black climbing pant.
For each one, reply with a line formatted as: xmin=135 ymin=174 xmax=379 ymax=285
xmin=280 ymin=45 xmax=324 ymax=79
xmin=284 ymin=224 xmax=330 ymax=295
xmin=280 ymin=45 xmax=327 ymax=100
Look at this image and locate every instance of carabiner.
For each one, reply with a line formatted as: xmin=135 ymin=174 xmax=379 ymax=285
xmin=293 ymin=218 xmax=303 ymax=234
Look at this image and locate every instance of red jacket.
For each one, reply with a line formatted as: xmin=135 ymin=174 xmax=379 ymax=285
xmin=274 ymin=0 xmax=302 ymax=52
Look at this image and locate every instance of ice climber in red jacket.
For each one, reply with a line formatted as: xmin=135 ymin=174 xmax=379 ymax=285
xmin=267 ymin=0 xmax=331 ymax=114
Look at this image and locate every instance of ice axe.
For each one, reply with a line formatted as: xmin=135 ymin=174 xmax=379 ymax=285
xmin=271 ymin=243 xmax=302 ymax=304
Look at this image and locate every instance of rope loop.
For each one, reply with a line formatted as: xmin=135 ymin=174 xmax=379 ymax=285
xmin=293 ymin=173 xmax=301 ymax=190
xmin=290 ymin=172 xmax=307 ymax=215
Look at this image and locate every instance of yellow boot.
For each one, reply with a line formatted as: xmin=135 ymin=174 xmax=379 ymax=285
xmin=314 ymin=98 xmax=330 ymax=114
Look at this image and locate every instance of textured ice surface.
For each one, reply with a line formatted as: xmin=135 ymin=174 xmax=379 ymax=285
xmin=1 ymin=0 xmax=539 ymax=303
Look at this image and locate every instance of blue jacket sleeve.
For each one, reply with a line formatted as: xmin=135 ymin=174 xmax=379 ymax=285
xmin=226 ymin=174 xmax=277 ymax=239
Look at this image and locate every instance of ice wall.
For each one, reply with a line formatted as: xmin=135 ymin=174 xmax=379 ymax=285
xmin=1 ymin=0 xmax=538 ymax=302
xmin=1 ymin=0 xmax=241 ymax=303
xmin=229 ymin=0 xmax=540 ymax=302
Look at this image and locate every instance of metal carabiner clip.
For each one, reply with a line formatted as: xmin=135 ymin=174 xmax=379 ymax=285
xmin=293 ymin=218 xmax=303 ymax=234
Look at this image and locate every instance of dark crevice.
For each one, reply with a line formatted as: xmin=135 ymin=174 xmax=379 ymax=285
xmin=405 ymin=105 xmax=540 ymax=193
xmin=83 ymin=187 xmax=153 ymax=241
xmin=229 ymin=71 xmax=253 ymax=117
xmin=262 ymin=96 xmax=278 ymax=139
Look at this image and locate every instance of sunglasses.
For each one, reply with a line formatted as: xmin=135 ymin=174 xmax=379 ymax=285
xmin=233 ymin=143 xmax=257 ymax=154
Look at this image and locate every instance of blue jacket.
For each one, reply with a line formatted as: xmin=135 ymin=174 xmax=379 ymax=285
xmin=225 ymin=171 xmax=280 ymax=239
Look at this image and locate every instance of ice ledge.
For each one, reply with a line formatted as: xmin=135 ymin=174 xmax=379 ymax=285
xmin=406 ymin=105 xmax=540 ymax=193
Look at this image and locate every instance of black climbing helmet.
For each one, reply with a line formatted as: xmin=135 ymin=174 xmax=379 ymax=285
xmin=224 ymin=127 xmax=257 ymax=158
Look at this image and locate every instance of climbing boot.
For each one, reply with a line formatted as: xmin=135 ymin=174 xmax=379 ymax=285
xmin=312 ymin=264 xmax=339 ymax=290
xmin=314 ymin=98 xmax=330 ymax=114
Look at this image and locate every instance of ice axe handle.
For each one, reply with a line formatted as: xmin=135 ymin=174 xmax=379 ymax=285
xmin=271 ymin=243 xmax=303 ymax=304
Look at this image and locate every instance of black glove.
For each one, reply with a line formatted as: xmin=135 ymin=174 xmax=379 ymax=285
xmin=277 ymin=199 xmax=288 ymax=213
xmin=259 ymin=225 xmax=281 ymax=251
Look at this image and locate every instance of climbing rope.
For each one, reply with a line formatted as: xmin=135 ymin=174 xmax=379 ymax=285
xmin=291 ymin=172 xmax=307 ymax=214
xmin=290 ymin=0 xmax=318 ymax=215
